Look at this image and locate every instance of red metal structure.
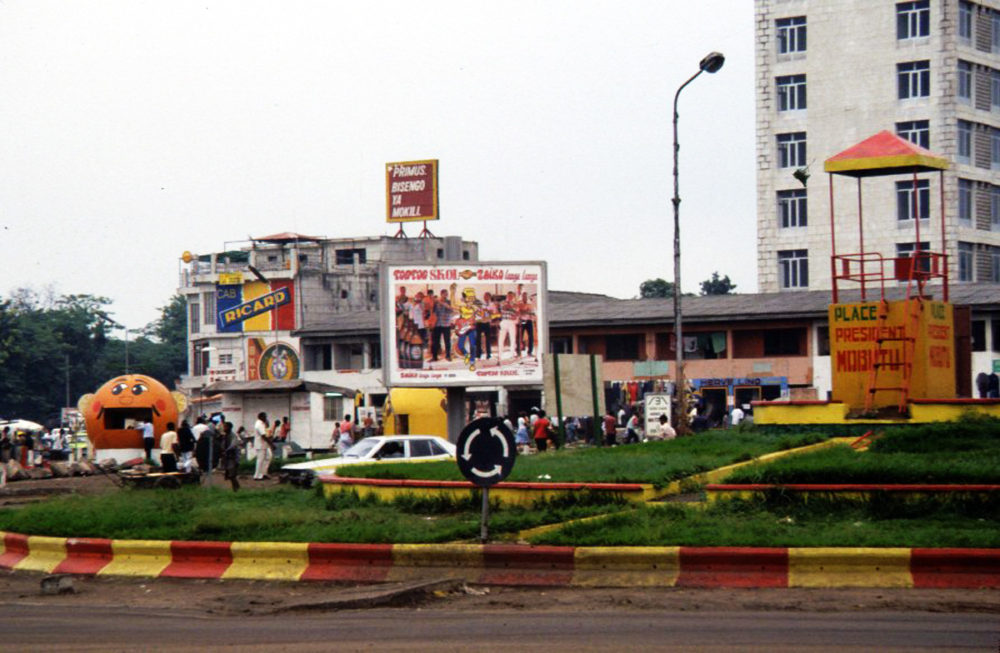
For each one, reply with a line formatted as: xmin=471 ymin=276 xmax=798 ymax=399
xmin=824 ymin=131 xmax=951 ymax=413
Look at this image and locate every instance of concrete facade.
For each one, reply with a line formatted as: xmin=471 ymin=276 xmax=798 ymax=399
xmin=757 ymin=0 xmax=1000 ymax=293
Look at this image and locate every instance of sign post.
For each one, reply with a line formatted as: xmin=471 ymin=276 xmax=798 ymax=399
xmin=455 ymin=417 xmax=516 ymax=543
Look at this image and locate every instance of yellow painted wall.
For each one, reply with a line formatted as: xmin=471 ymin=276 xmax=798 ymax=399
xmin=383 ymin=388 xmax=448 ymax=437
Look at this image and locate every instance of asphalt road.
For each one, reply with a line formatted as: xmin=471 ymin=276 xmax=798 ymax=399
xmin=5 ymin=604 xmax=997 ymax=652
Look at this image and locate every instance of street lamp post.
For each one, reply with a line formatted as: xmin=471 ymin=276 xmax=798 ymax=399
xmin=672 ymin=51 xmax=724 ymax=433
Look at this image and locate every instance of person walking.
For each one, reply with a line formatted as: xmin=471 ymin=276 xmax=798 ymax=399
xmin=177 ymin=420 xmax=195 ymax=472
xmin=532 ymin=409 xmax=552 ymax=453
xmin=159 ymin=423 xmax=179 ymax=473
xmin=140 ymin=419 xmax=156 ymax=463
xmin=602 ymin=410 xmax=618 ymax=447
xmin=253 ymin=412 xmax=272 ymax=480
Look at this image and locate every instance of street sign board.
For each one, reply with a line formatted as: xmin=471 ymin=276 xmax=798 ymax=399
xmin=455 ymin=418 xmax=516 ymax=487
xmin=644 ymin=393 xmax=672 ymax=438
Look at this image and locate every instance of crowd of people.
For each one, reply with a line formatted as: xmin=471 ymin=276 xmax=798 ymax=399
xmin=0 ymin=425 xmax=77 ymax=468
xmin=395 ymin=283 xmax=538 ymax=371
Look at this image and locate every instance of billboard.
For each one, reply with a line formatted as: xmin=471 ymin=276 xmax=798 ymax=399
xmin=383 ymin=262 xmax=547 ymax=387
xmin=386 ymin=160 xmax=439 ymax=223
xmin=216 ymin=280 xmax=295 ymax=333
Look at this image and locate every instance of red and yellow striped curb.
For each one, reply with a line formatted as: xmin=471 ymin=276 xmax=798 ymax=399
xmin=1 ymin=532 xmax=996 ymax=588
xmin=705 ymin=484 xmax=1000 ymax=503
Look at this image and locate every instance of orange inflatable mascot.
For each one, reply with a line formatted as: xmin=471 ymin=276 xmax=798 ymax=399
xmin=77 ymin=374 xmax=188 ymax=451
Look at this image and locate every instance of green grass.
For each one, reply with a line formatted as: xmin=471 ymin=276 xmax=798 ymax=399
xmin=530 ymin=498 xmax=1000 ymax=548
xmin=724 ymin=416 xmax=1000 ymax=484
xmin=0 ymin=485 xmax=628 ymax=543
xmin=343 ymin=430 xmax=827 ymax=487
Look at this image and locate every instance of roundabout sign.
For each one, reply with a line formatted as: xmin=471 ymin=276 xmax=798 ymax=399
xmin=456 ymin=418 xmax=516 ymax=487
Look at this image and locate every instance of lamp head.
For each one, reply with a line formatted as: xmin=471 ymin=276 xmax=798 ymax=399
xmin=699 ymin=52 xmax=725 ymax=74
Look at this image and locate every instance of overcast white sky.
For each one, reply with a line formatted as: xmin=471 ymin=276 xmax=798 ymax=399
xmin=1 ymin=1 xmax=755 ymax=330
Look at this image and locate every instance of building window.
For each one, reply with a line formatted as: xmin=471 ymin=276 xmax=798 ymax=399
xmin=959 ymin=178 xmax=974 ymax=223
xmin=897 ymin=241 xmax=931 ymax=272
xmin=958 ymin=61 xmax=973 ymax=103
xmin=992 ymin=186 xmax=1000 ymax=229
xmin=957 ymin=120 xmax=972 ymax=163
xmin=958 ymin=242 xmax=974 ymax=281
xmin=778 ymin=249 xmax=808 ymax=289
xmin=777 ymin=132 xmax=806 ymax=168
xmin=776 ymin=16 xmax=807 ymax=54
xmin=304 ymin=344 xmax=332 ymax=371
xmin=604 ymin=334 xmax=640 ymax=361
xmin=323 ymin=395 xmax=343 ymax=422
xmin=334 ymin=343 xmax=365 ymax=370
xmin=896 ymin=179 xmax=930 ymax=221
xmin=897 ymin=1 xmax=930 ymax=39
xmin=994 ymin=13 xmax=1000 ymax=53
xmin=776 ymin=74 xmax=807 ymax=111
xmin=202 ymin=291 xmax=216 ymax=326
xmin=189 ymin=301 xmax=200 ymax=335
xmin=777 ymin=189 xmax=808 ymax=228
xmin=898 ymin=61 xmax=930 ymax=99
xmin=959 ymin=1 xmax=973 ymax=42
xmin=896 ymin=120 xmax=930 ymax=148
xmin=763 ymin=328 xmax=806 ymax=356
xmin=335 ymin=248 xmax=367 ymax=266
xmin=992 ymin=129 xmax=1000 ymax=170
xmin=991 ymin=247 xmax=1000 ymax=282
xmin=218 ymin=353 xmax=233 ymax=365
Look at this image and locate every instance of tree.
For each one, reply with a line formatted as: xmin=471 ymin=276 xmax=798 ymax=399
xmin=699 ymin=272 xmax=737 ymax=296
xmin=639 ymin=278 xmax=675 ymax=298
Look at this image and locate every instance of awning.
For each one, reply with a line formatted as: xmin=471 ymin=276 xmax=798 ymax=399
xmin=203 ymin=380 xmax=353 ymax=396
xmin=824 ymin=130 xmax=949 ymax=178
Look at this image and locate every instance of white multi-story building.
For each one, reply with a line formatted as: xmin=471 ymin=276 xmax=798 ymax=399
xmin=756 ymin=0 xmax=1000 ymax=292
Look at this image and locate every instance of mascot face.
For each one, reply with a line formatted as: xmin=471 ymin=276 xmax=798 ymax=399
xmin=78 ymin=374 xmax=186 ymax=450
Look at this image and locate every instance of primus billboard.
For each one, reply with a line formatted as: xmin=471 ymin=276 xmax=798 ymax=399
xmin=386 ymin=160 xmax=439 ymax=223
xmin=382 ymin=262 xmax=547 ymax=387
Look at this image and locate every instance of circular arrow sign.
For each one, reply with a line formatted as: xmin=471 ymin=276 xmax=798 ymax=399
xmin=456 ymin=417 xmax=517 ymax=487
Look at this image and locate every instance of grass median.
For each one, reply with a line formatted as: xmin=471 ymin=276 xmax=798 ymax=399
xmin=341 ymin=429 xmax=828 ymax=486
xmin=723 ymin=415 xmax=1000 ymax=485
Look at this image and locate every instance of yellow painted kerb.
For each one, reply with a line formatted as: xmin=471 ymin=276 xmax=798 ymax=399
xmin=788 ymin=547 xmax=913 ymax=588
xmin=223 ymin=541 xmax=310 ymax=581
xmin=16 ymin=536 xmax=67 ymax=573
xmin=573 ymin=546 xmax=680 ymax=587
xmin=99 ymin=539 xmax=173 ymax=577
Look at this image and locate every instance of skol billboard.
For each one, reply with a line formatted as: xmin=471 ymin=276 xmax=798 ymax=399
xmin=383 ymin=262 xmax=547 ymax=387
xmin=829 ymin=299 xmax=955 ymax=409
xmin=216 ymin=280 xmax=295 ymax=332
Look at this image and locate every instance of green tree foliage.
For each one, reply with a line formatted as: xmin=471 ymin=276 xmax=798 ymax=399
xmin=699 ymin=271 xmax=737 ymax=296
xmin=639 ymin=278 xmax=675 ymax=298
xmin=0 ymin=290 xmax=188 ymax=424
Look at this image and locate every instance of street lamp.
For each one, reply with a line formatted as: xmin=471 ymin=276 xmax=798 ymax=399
xmin=672 ymin=51 xmax=724 ymax=432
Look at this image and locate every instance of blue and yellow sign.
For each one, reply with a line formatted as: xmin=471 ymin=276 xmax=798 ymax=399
xmin=218 ymin=287 xmax=291 ymax=329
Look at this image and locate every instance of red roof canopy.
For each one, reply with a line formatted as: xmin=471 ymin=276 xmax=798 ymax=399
xmin=824 ymin=130 xmax=949 ymax=178
xmin=252 ymin=232 xmax=323 ymax=244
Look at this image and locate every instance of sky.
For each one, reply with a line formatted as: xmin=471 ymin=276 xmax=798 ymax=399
xmin=1 ymin=1 xmax=756 ymax=330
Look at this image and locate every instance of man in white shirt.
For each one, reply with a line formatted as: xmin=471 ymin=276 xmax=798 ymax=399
xmin=159 ymin=423 xmax=179 ymax=473
xmin=253 ymin=412 xmax=272 ymax=480
xmin=730 ymin=405 xmax=745 ymax=427
xmin=140 ymin=420 xmax=155 ymax=462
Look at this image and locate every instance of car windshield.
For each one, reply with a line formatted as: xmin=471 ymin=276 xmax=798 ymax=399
xmin=342 ymin=439 xmax=379 ymax=459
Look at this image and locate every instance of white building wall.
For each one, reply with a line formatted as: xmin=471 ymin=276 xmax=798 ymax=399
xmin=757 ymin=0 xmax=1000 ymax=294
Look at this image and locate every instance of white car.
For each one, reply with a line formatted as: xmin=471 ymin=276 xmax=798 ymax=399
xmin=279 ymin=435 xmax=456 ymax=487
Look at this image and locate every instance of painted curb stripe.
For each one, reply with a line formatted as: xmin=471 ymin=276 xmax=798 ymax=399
xmin=910 ymin=548 xmax=1000 ymax=589
xmin=16 ymin=536 xmax=68 ymax=573
xmin=573 ymin=547 xmax=680 ymax=587
xmin=0 ymin=533 xmax=29 ymax=569
xmin=324 ymin=477 xmax=647 ymax=491
xmin=676 ymin=547 xmax=788 ymax=588
xmin=53 ymin=538 xmax=113 ymax=575
xmin=301 ymin=543 xmax=394 ymax=582
xmin=223 ymin=541 xmax=309 ymax=581
xmin=480 ymin=544 xmax=575 ymax=586
xmin=788 ymin=548 xmax=912 ymax=588
xmin=100 ymin=540 xmax=173 ymax=577
xmin=388 ymin=544 xmax=483 ymax=582
xmin=162 ymin=541 xmax=233 ymax=579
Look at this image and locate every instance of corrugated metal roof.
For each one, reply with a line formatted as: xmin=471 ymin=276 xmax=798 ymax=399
xmin=293 ymin=284 xmax=1000 ymax=337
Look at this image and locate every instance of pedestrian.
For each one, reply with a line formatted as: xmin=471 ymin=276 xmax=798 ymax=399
xmin=139 ymin=419 xmax=155 ymax=462
xmin=20 ymin=430 xmax=34 ymax=468
xmin=515 ymin=412 xmax=531 ymax=453
xmin=730 ymin=404 xmax=745 ymax=427
xmin=625 ymin=413 xmax=641 ymax=444
xmin=337 ymin=420 xmax=354 ymax=455
xmin=532 ymin=409 xmax=552 ymax=453
xmin=177 ymin=420 xmax=195 ymax=472
xmin=331 ymin=421 xmax=341 ymax=450
xmin=648 ymin=414 xmax=676 ymax=441
xmin=0 ymin=427 xmax=12 ymax=464
xmin=221 ymin=421 xmax=241 ymax=492
xmin=159 ymin=422 xmax=179 ymax=473
xmin=602 ymin=410 xmax=618 ymax=446
xmin=362 ymin=412 xmax=375 ymax=438
xmin=253 ymin=412 xmax=272 ymax=480
xmin=196 ymin=419 xmax=216 ymax=472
